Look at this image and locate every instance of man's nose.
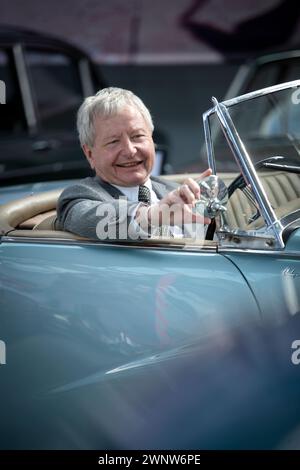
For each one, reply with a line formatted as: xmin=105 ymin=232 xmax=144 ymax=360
xmin=121 ymin=136 xmax=137 ymax=156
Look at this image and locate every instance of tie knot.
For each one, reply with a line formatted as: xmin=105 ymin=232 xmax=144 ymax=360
xmin=138 ymin=185 xmax=151 ymax=204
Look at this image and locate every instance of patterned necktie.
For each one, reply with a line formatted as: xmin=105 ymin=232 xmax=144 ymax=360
xmin=138 ymin=185 xmax=151 ymax=204
xmin=138 ymin=184 xmax=173 ymax=238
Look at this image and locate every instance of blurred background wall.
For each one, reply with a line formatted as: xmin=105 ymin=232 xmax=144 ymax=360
xmin=2 ymin=0 xmax=300 ymax=171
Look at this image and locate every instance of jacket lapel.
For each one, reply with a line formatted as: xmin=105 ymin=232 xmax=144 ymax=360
xmin=96 ymin=175 xmax=172 ymax=200
xmin=96 ymin=176 xmax=125 ymax=199
xmin=151 ymin=178 xmax=169 ymax=199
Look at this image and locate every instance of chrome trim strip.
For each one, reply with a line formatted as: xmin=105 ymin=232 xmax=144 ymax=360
xmin=13 ymin=44 xmax=37 ymax=131
xmin=78 ymin=58 xmax=94 ymax=96
xmin=203 ymin=80 xmax=300 ymax=129
xmin=0 ymin=236 xmax=217 ymax=253
xmin=222 ymin=79 xmax=300 ymax=108
xmin=203 ymin=109 xmax=216 ymax=174
xmin=213 ymin=98 xmax=284 ymax=248
xmin=219 ymin=247 xmax=300 ymax=258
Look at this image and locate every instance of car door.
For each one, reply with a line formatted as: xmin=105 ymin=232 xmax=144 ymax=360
xmin=221 ymin=227 xmax=300 ymax=322
xmin=0 ymin=238 xmax=263 ymax=370
xmin=0 ymin=238 xmax=261 ymax=354
xmin=0 ymin=237 xmax=263 ymax=447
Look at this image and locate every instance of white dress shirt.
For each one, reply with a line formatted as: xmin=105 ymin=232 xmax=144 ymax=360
xmin=112 ymin=178 xmax=159 ymax=206
xmin=111 ymin=179 xmax=205 ymax=239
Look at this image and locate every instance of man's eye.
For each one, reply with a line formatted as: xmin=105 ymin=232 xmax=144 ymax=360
xmin=106 ymin=139 xmax=118 ymax=145
xmin=133 ymin=134 xmax=144 ymax=139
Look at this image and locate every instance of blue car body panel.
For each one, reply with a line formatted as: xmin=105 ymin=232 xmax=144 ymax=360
xmin=0 ymin=241 xmax=260 ymax=355
xmin=0 ymin=239 xmax=262 ymax=447
xmin=222 ymin=228 xmax=300 ymax=322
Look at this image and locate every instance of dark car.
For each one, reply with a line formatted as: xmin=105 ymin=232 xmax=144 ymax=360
xmin=0 ymin=25 xmax=106 ymax=185
xmin=226 ymin=49 xmax=300 ymax=99
xmin=0 ymin=26 xmax=168 ymax=186
xmin=198 ymin=49 xmax=300 ymax=172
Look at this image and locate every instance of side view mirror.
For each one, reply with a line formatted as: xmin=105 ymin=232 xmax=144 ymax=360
xmin=195 ymin=175 xmax=228 ymax=218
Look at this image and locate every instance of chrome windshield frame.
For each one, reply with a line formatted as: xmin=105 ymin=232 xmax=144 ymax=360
xmin=203 ymin=79 xmax=300 ymax=250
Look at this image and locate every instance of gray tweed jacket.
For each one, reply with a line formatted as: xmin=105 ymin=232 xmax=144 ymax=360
xmin=56 ymin=175 xmax=178 ymax=240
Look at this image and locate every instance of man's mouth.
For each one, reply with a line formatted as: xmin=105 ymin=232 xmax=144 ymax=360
xmin=116 ymin=160 xmax=143 ymax=168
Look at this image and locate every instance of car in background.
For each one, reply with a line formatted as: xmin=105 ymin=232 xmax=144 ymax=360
xmin=0 ymin=80 xmax=300 ymax=449
xmin=226 ymin=49 xmax=300 ymax=100
xmin=196 ymin=49 xmax=300 ymax=172
xmin=0 ymin=26 xmax=167 ymax=186
xmin=0 ymin=25 xmax=106 ymax=185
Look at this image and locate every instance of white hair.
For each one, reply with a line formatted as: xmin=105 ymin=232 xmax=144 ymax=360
xmin=77 ymin=87 xmax=154 ymax=147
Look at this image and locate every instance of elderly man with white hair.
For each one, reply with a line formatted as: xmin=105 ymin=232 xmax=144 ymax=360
xmin=57 ymin=87 xmax=211 ymax=240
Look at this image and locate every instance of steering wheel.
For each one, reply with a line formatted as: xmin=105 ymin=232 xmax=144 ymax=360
xmin=228 ymin=155 xmax=300 ymax=199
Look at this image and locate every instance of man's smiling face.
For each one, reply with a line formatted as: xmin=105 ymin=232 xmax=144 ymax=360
xmin=83 ymin=105 xmax=155 ymax=186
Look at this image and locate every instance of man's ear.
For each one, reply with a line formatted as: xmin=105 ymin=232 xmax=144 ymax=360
xmin=82 ymin=144 xmax=95 ymax=170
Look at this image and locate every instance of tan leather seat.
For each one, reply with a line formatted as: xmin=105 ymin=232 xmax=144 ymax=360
xmin=225 ymin=171 xmax=300 ymax=229
xmin=33 ymin=212 xmax=57 ymax=230
xmin=0 ymin=189 xmax=85 ymax=239
xmin=0 ymin=171 xmax=299 ymax=240
xmin=18 ymin=210 xmax=57 ymax=230
xmin=0 ymin=189 xmax=62 ymax=235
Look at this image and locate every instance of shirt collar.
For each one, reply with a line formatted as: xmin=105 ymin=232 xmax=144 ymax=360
xmin=111 ymin=178 xmax=153 ymax=202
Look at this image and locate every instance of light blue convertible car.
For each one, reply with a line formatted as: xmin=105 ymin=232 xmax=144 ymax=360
xmin=0 ymin=81 xmax=300 ymax=449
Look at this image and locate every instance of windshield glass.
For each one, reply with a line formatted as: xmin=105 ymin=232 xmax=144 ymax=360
xmin=208 ymin=84 xmax=300 ymax=233
xmin=228 ymin=86 xmax=300 ymax=162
